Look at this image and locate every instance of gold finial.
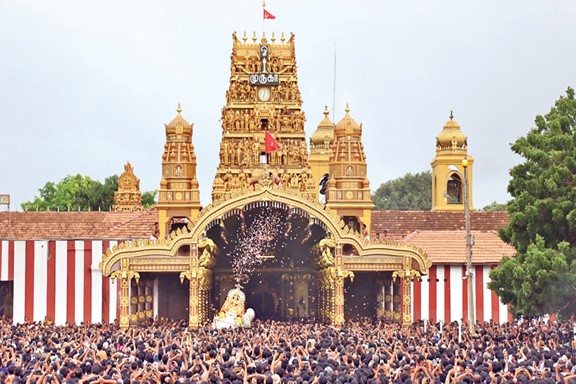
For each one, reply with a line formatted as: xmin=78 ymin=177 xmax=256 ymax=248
xmin=177 ymin=102 xmax=182 ymax=114
xmin=281 ymin=32 xmax=285 ymax=43
xmin=252 ymin=31 xmax=257 ymax=43
xmin=323 ymin=105 xmax=329 ymax=117
xmin=262 ymin=0 xmax=266 ymax=6
xmin=243 ymin=31 xmax=247 ymax=43
xmin=271 ymin=32 xmax=276 ymax=43
xmin=449 ymin=110 xmax=454 ymax=120
xmin=345 ymin=102 xmax=350 ymax=115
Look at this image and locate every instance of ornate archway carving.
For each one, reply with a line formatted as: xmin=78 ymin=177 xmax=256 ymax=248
xmin=100 ymin=182 xmax=432 ymax=328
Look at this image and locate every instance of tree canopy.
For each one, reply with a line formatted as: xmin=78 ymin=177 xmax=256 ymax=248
xmin=21 ymin=174 xmax=157 ymax=211
xmin=479 ymin=201 xmax=508 ymax=212
xmin=372 ymin=171 xmax=432 ymax=210
xmin=489 ymin=87 xmax=576 ymax=319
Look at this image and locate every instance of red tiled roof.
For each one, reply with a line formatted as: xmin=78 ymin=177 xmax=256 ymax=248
xmin=402 ymin=230 xmax=516 ymax=264
xmin=1 ymin=209 xmax=512 ymax=264
xmin=370 ymin=210 xmax=509 ymax=238
xmin=0 ymin=209 xmax=157 ymax=240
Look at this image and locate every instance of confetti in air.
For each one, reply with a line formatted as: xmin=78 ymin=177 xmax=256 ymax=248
xmin=230 ymin=206 xmax=287 ymax=284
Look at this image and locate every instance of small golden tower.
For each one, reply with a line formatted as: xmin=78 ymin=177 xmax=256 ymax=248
xmin=212 ymin=32 xmax=315 ymax=200
xmin=156 ymin=103 xmax=202 ymax=238
xmin=309 ymin=106 xmax=335 ymax=200
xmin=113 ymin=161 xmax=143 ymax=212
xmin=431 ymin=112 xmax=474 ymax=211
xmin=326 ymin=104 xmax=374 ymax=234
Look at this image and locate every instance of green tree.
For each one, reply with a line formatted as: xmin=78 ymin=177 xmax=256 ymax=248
xmin=21 ymin=174 xmax=156 ymax=211
xmin=479 ymin=201 xmax=508 ymax=212
xmin=488 ymin=87 xmax=576 ymax=319
xmin=372 ymin=171 xmax=432 ymax=210
xmin=142 ymin=190 xmax=157 ymax=208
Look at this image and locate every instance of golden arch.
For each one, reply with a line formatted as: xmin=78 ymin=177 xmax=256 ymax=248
xmin=100 ymin=183 xmax=431 ymax=328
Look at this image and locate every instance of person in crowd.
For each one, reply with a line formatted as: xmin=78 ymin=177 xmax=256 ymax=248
xmin=0 ymin=315 xmax=575 ymax=384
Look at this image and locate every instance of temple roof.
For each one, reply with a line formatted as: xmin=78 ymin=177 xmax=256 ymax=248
xmin=403 ymin=230 xmax=515 ymax=264
xmin=0 ymin=209 xmax=513 ymax=264
xmin=371 ymin=210 xmax=509 ymax=238
xmin=0 ymin=209 xmax=157 ymax=240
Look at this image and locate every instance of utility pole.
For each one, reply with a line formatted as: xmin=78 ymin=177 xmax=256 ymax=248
xmin=462 ymin=158 xmax=476 ymax=336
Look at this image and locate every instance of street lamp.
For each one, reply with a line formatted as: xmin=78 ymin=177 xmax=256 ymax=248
xmin=449 ymin=158 xmax=475 ymax=335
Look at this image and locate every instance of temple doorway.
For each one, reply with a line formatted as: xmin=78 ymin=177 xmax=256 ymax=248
xmin=245 ymin=274 xmax=281 ymax=319
xmin=156 ymin=273 xmax=189 ymax=322
xmin=207 ymin=201 xmax=326 ymax=321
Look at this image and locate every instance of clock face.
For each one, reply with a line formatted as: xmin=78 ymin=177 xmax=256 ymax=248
xmin=258 ymin=87 xmax=271 ymax=102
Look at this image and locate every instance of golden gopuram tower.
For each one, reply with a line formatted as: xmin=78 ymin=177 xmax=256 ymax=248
xmin=308 ymin=106 xmax=335 ymax=199
xmin=156 ymin=104 xmax=202 ymax=237
xmin=325 ymin=104 xmax=374 ymax=234
xmin=212 ymin=32 xmax=316 ymax=200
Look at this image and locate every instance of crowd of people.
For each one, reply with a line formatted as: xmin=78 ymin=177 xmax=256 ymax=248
xmin=1 ymin=316 xmax=575 ymax=384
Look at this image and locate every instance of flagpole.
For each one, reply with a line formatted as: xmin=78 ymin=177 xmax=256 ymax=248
xmin=332 ymin=44 xmax=337 ymax=121
xmin=262 ymin=1 xmax=265 ymax=35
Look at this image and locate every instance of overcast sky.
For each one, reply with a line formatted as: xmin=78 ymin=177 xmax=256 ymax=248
xmin=1 ymin=0 xmax=575 ymax=212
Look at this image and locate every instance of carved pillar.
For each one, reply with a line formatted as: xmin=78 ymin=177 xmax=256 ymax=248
xmin=318 ymin=269 xmax=334 ymax=323
xmin=119 ymin=274 xmax=130 ymax=330
xmin=392 ymin=257 xmax=420 ymax=328
xmin=112 ymin=258 xmax=140 ymax=330
xmin=334 ymin=244 xmax=344 ymax=327
xmin=189 ymin=243 xmax=200 ymax=328
xmin=402 ymin=276 xmax=412 ymax=327
xmin=198 ymin=268 xmax=212 ymax=324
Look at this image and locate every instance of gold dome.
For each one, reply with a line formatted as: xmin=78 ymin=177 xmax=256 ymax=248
xmin=166 ymin=103 xmax=192 ymax=135
xmin=335 ymin=103 xmax=361 ymax=135
xmin=436 ymin=112 xmax=467 ymax=150
xmin=310 ymin=106 xmax=335 ymax=148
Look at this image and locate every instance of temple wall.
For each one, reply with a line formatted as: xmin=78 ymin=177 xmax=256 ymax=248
xmin=1 ymin=239 xmax=510 ymax=325
xmin=410 ymin=264 xmax=510 ymax=324
xmin=0 ymin=239 xmax=118 ymax=325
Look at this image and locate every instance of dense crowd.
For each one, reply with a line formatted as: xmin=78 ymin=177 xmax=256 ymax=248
xmin=1 ymin=316 xmax=576 ymax=384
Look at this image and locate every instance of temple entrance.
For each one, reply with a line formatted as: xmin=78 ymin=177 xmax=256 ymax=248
xmin=245 ymin=274 xmax=282 ymax=320
xmin=344 ymin=272 xmax=401 ymax=323
xmin=156 ymin=273 xmax=189 ymax=322
xmin=207 ymin=201 xmax=326 ymax=321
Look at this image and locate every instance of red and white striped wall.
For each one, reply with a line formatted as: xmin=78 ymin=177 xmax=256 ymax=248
xmin=0 ymin=240 xmax=119 ymax=325
xmin=1 ymin=241 xmax=510 ymax=325
xmin=411 ymin=265 xmax=510 ymax=324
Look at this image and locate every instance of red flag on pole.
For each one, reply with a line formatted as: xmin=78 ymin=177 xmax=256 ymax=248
xmin=263 ymin=9 xmax=276 ymax=19
xmin=265 ymin=131 xmax=280 ymax=153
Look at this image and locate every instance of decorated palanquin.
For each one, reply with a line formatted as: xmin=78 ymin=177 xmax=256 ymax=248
xmin=213 ymin=287 xmax=255 ymax=329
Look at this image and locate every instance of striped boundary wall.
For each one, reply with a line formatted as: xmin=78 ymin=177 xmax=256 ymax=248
xmin=1 ymin=240 xmax=510 ymax=325
xmin=0 ymin=240 xmax=119 ymax=325
xmin=411 ymin=265 xmax=510 ymax=324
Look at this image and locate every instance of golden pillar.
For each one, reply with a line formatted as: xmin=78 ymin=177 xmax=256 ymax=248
xmin=197 ymin=267 xmax=212 ymax=324
xmin=392 ymin=257 xmax=420 ymax=328
xmin=111 ymin=258 xmax=140 ymax=330
xmin=180 ymin=243 xmax=200 ymax=328
xmin=401 ymin=276 xmax=412 ymax=327
xmin=189 ymin=243 xmax=199 ymax=328
xmin=334 ymin=245 xmax=344 ymax=327
xmin=318 ymin=268 xmax=335 ymax=323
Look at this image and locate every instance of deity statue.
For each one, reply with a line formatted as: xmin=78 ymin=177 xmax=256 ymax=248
xmin=213 ymin=286 xmax=255 ymax=329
